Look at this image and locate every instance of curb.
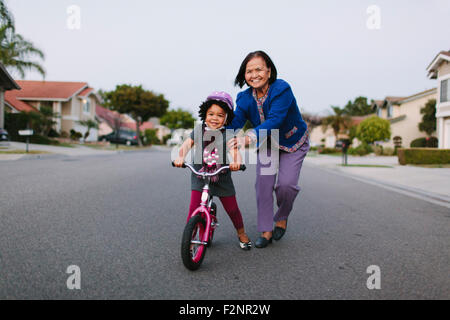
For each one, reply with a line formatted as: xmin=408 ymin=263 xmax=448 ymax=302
xmin=305 ymin=162 xmax=450 ymax=209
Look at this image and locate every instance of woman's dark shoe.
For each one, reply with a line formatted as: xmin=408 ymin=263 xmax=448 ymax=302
xmin=273 ymin=220 xmax=287 ymax=241
xmin=255 ymin=236 xmax=272 ymax=248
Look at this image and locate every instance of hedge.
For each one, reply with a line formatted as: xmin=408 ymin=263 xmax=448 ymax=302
xmin=410 ymin=137 xmax=438 ymax=148
xmin=397 ymin=148 xmax=450 ymax=165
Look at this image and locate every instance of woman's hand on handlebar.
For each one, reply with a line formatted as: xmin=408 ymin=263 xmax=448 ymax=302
xmin=227 ymin=136 xmax=249 ymax=150
xmin=173 ymin=157 xmax=185 ymax=168
xmin=229 ymin=161 xmax=241 ymax=171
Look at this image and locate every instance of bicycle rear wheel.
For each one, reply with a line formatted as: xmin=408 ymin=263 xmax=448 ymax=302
xmin=181 ymin=215 xmax=207 ymax=271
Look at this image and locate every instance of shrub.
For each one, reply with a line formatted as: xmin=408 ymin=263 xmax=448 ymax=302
xmin=356 ymin=116 xmax=391 ymax=144
xmin=70 ymin=129 xmax=83 ymax=141
xmin=348 ymin=142 xmax=373 ymax=156
xmin=319 ymin=147 xmax=340 ymax=154
xmin=397 ymin=148 xmax=450 ymax=165
xmin=383 ymin=147 xmax=395 ymax=156
xmin=143 ymin=129 xmax=160 ymax=146
xmin=373 ymin=145 xmax=395 ymax=156
xmin=410 ymin=137 xmax=438 ymax=148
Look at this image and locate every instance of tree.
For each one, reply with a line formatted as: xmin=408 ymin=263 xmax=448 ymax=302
xmin=160 ymin=108 xmax=195 ymax=130
xmin=37 ymin=105 xmax=59 ymax=136
xmin=321 ymin=106 xmax=352 ymax=141
xmin=356 ymin=116 xmax=391 ymax=145
xmin=0 ymin=1 xmax=45 ymax=78
xmin=343 ymin=96 xmax=373 ymax=116
xmin=0 ymin=1 xmax=14 ymax=28
xmin=101 ymin=84 xmax=169 ymax=146
xmin=302 ymin=112 xmax=322 ymax=131
xmin=418 ymin=99 xmax=436 ymax=137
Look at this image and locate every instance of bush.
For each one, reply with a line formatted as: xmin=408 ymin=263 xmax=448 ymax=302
xmin=373 ymin=145 xmax=396 ymax=156
xmin=356 ymin=116 xmax=391 ymax=144
xmin=70 ymin=129 xmax=83 ymax=141
xmin=397 ymin=148 xmax=450 ymax=165
xmin=143 ymin=129 xmax=160 ymax=146
xmin=348 ymin=143 xmax=373 ymax=156
xmin=319 ymin=147 xmax=340 ymax=154
xmin=410 ymin=137 xmax=438 ymax=148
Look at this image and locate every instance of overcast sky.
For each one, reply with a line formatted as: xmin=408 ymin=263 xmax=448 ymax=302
xmin=6 ymin=0 xmax=450 ymax=117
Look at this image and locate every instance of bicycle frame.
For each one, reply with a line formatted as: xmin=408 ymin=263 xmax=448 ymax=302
xmin=174 ymin=161 xmax=246 ymax=269
xmin=185 ymin=164 xmax=229 ymax=245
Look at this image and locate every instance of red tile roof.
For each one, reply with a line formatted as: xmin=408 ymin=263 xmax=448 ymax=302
xmin=139 ymin=121 xmax=154 ymax=131
xmin=13 ymin=80 xmax=87 ymax=100
xmin=78 ymin=87 xmax=94 ymax=97
xmin=95 ymin=105 xmax=154 ymax=132
xmin=4 ymin=90 xmax=37 ymax=112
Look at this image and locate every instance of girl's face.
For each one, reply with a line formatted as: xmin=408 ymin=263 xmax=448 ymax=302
xmin=205 ymin=104 xmax=227 ymax=129
xmin=245 ymin=56 xmax=271 ymax=91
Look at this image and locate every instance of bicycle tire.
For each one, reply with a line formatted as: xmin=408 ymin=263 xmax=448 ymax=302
xmin=181 ymin=215 xmax=207 ymax=271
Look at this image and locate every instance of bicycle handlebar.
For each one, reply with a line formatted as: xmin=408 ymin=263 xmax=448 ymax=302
xmin=172 ymin=161 xmax=246 ymax=176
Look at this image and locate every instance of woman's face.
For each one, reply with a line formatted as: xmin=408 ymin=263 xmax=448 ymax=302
xmin=205 ymin=104 xmax=227 ymax=129
xmin=245 ymin=56 xmax=271 ymax=91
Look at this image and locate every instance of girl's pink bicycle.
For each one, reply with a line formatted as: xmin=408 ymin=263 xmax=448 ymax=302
xmin=172 ymin=161 xmax=246 ymax=271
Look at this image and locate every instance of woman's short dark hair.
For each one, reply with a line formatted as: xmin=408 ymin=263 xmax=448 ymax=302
xmin=234 ymin=50 xmax=278 ymax=88
xmin=198 ymin=100 xmax=234 ymax=126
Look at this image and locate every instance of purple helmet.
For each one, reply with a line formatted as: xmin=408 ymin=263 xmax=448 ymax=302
xmin=206 ymin=91 xmax=234 ymax=111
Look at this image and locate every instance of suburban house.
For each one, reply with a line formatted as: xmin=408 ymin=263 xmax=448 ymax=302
xmin=372 ymin=88 xmax=437 ymax=148
xmin=0 ymin=63 xmax=20 ymax=130
xmin=309 ymin=116 xmax=368 ymax=148
xmin=96 ymin=104 xmax=158 ymax=138
xmin=426 ymin=50 xmax=450 ymax=149
xmin=4 ymin=80 xmax=100 ymax=141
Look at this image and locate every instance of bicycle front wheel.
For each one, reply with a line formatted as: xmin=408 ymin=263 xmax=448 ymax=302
xmin=181 ymin=215 xmax=207 ymax=271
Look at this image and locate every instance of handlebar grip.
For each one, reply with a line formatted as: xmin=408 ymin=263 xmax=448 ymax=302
xmin=171 ymin=161 xmax=186 ymax=168
xmin=239 ymin=164 xmax=246 ymax=171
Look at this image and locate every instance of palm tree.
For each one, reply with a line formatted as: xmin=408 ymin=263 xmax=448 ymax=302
xmin=0 ymin=1 xmax=14 ymax=29
xmin=0 ymin=1 xmax=45 ymax=78
xmin=77 ymin=119 xmax=99 ymax=142
xmin=321 ymin=106 xmax=352 ymax=141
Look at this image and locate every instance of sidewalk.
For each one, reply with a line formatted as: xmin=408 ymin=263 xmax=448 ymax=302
xmin=0 ymin=141 xmax=118 ymax=160
xmin=304 ymin=153 xmax=450 ymax=208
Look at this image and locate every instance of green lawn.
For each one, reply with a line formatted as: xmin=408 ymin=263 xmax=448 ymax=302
xmin=338 ymin=164 xmax=394 ymax=168
xmin=409 ymin=164 xmax=450 ymax=168
xmin=0 ymin=150 xmax=50 ymax=154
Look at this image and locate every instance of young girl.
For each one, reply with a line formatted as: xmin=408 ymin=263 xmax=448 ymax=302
xmin=174 ymin=91 xmax=252 ymax=250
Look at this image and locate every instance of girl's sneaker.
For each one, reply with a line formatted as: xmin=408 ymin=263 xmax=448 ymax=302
xmin=238 ymin=234 xmax=252 ymax=250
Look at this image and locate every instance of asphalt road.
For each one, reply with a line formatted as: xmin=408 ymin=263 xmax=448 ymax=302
xmin=0 ymin=148 xmax=449 ymax=299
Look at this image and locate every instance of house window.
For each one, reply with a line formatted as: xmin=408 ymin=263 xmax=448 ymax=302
xmin=83 ymin=99 xmax=91 ymax=114
xmin=441 ymin=79 xmax=450 ymax=103
xmin=387 ymin=104 xmax=393 ymax=118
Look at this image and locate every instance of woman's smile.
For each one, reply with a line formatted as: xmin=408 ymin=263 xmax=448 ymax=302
xmin=245 ymin=56 xmax=271 ymax=92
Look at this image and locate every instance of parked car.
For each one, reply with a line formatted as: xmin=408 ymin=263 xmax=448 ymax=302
xmin=98 ymin=130 xmax=138 ymax=146
xmin=0 ymin=128 xmax=9 ymax=141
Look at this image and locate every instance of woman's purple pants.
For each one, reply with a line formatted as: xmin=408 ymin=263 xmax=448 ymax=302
xmin=255 ymin=139 xmax=310 ymax=232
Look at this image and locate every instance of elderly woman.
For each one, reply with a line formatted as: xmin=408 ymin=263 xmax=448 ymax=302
xmin=228 ymin=50 xmax=310 ymax=248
